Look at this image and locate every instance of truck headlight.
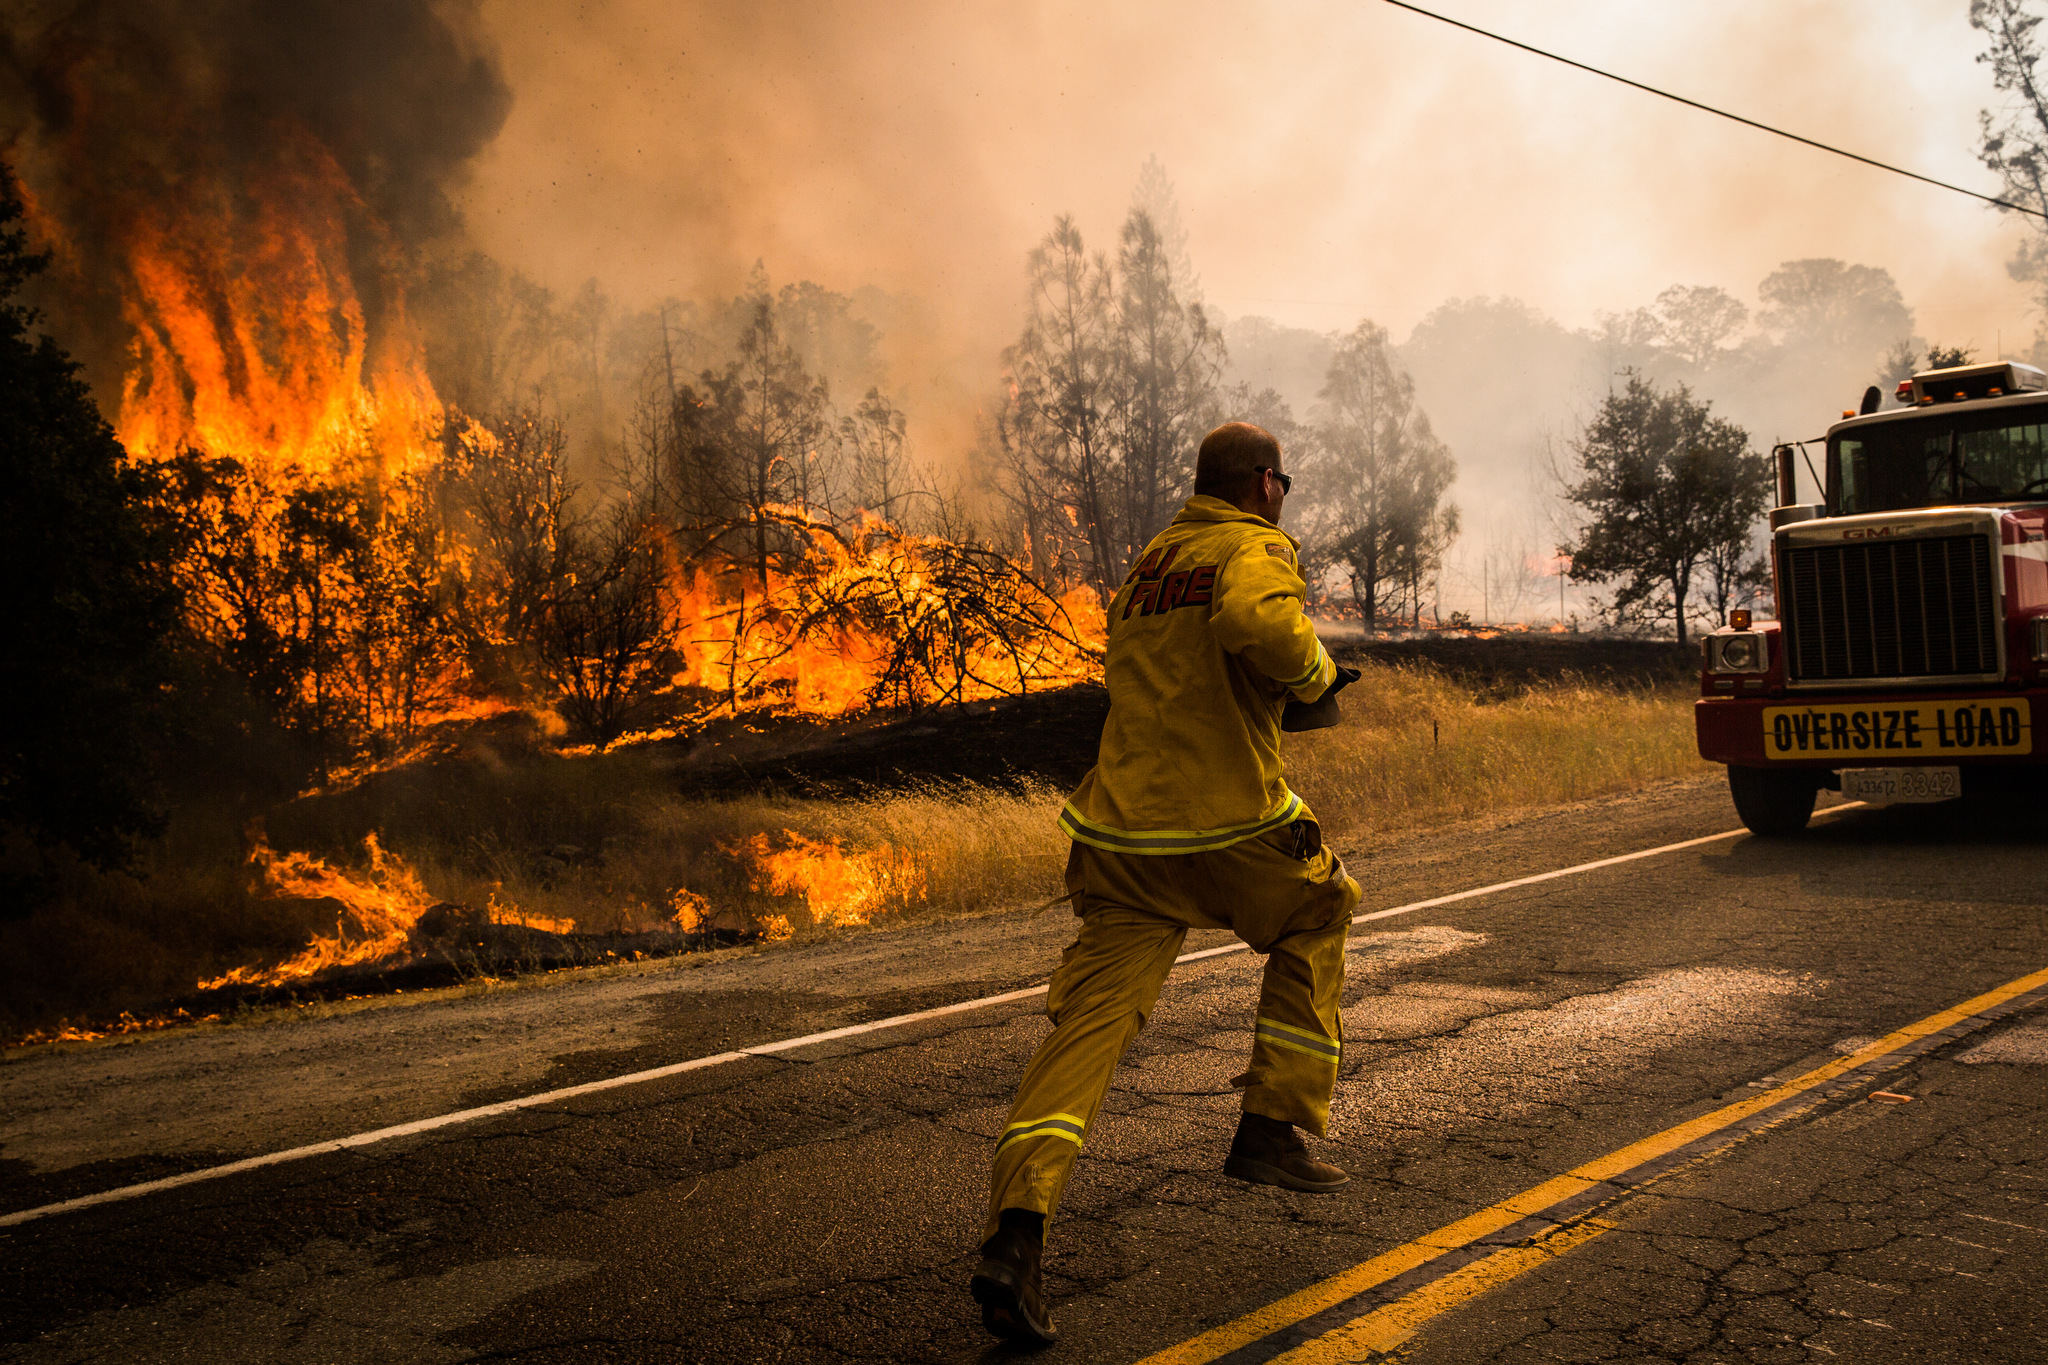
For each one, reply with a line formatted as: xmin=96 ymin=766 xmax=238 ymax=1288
xmin=1708 ymin=631 xmax=1767 ymax=674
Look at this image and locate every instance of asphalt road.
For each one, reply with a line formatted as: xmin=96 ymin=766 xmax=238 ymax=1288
xmin=3 ymin=774 xmax=2046 ymax=1364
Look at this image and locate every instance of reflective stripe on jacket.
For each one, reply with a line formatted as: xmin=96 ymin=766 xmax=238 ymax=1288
xmin=1059 ymin=494 xmax=1337 ymax=854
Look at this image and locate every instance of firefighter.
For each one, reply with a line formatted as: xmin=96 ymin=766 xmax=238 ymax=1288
xmin=970 ymin=422 xmax=1362 ymax=1345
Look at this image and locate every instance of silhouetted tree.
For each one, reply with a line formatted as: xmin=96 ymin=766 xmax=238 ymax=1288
xmin=1757 ymin=259 xmax=1913 ymax=365
xmin=999 ymin=209 xmax=1223 ymax=603
xmin=1304 ymin=320 xmax=1459 ymax=626
xmin=839 ymin=387 xmax=919 ymax=521
xmin=1110 ymin=209 xmax=1223 ymax=548
xmin=1004 ymin=216 xmax=1121 ymax=600
xmin=530 ymin=503 xmax=672 ymax=749
xmin=1652 ymin=285 xmax=1749 ymax=369
xmin=0 ymin=160 xmax=185 ymax=892
xmin=674 ymin=297 xmax=832 ymax=588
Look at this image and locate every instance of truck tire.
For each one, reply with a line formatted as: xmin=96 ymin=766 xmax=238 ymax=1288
xmin=1726 ymin=765 xmax=1819 ymax=835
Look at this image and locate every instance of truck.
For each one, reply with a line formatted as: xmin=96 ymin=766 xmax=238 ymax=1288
xmin=1697 ymin=358 xmax=2048 ymax=834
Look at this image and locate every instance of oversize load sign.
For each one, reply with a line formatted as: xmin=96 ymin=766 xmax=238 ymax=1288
xmin=1762 ymin=702 xmax=2032 ymax=759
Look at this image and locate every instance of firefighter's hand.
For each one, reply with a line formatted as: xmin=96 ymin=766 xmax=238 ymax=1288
xmin=1281 ymin=665 xmax=1362 ymax=732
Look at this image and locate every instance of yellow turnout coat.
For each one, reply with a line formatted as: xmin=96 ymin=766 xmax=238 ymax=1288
xmin=1058 ymin=494 xmax=1337 ymax=854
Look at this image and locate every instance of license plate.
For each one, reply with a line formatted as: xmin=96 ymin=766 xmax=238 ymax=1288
xmin=1840 ymin=766 xmax=1962 ymax=804
xmin=1761 ymin=702 xmax=2032 ymax=759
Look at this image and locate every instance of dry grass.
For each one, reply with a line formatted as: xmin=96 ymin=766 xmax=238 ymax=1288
xmin=1286 ymin=664 xmax=1712 ymax=843
xmin=407 ymin=777 xmax=1072 ymax=937
xmin=0 ymin=661 xmax=1709 ymax=1040
xmin=372 ymin=662 xmax=1705 ymax=942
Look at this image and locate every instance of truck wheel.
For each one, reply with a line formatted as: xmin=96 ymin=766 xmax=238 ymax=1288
xmin=1726 ymin=765 xmax=1819 ymax=836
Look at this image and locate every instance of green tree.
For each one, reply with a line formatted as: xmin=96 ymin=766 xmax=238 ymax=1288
xmin=1562 ymin=374 xmax=1770 ymax=647
xmin=0 ymin=161 xmax=184 ymax=892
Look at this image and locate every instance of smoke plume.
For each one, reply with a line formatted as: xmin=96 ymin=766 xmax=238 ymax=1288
xmin=1 ymin=0 xmax=510 ymax=428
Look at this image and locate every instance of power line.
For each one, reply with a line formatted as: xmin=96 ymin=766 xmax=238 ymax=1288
xmin=1382 ymin=0 xmax=2048 ymax=222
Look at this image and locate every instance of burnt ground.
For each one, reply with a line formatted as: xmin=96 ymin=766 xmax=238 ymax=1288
xmin=669 ymin=682 xmax=1113 ymax=797
xmin=1338 ymin=631 xmax=1695 ymax=697
xmin=666 ymin=631 xmax=1693 ymax=797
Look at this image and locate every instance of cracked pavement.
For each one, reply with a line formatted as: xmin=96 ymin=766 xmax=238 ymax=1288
xmin=3 ymin=775 xmax=2045 ymax=1363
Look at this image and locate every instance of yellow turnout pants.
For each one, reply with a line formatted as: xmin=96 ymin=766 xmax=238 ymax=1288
xmin=985 ymin=819 xmax=1360 ymax=1242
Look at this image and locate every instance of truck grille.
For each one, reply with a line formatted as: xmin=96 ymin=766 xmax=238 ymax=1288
xmin=1782 ymin=534 xmax=2000 ymax=682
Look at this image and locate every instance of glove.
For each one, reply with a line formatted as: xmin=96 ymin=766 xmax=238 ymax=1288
xmin=1280 ymin=664 xmax=1362 ymax=732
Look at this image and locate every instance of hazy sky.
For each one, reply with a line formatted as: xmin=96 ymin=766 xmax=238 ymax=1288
xmin=463 ymin=0 xmax=2041 ymax=365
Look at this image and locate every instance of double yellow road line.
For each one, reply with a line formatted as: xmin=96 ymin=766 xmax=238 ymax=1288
xmin=1142 ymin=963 xmax=2048 ymax=1365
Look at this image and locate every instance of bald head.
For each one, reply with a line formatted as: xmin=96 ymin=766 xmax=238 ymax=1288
xmin=1193 ymin=422 xmax=1282 ymax=504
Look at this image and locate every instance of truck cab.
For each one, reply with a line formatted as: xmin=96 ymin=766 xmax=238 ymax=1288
xmin=1696 ymin=359 xmax=2048 ymax=833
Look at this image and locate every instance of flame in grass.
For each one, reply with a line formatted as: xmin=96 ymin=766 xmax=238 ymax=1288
xmin=485 ymin=889 xmax=578 ymax=937
xmin=200 ymin=827 xmax=918 ymax=994
xmin=668 ymin=888 xmax=714 ymax=934
xmin=723 ymin=830 xmax=927 ymax=929
xmin=13 ymin=1009 xmax=224 ymax=1049
xmin=200 ymin=833 xmax=435 ymax=990
xmin=199 ymin=834 xmax=574 ymax=991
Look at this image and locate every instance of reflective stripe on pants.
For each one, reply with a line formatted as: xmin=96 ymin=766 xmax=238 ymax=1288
xmin=984 ymin=817 xmax=1359 ymax=1243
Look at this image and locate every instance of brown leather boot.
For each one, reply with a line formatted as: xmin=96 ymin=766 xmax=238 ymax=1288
xmin=970 ymin=1208 xmax=1058 ymax=1344
xmin=1223 ymin=1111 xmax=1351 ymax=1192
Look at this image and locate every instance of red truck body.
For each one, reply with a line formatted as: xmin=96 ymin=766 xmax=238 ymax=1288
xmin=1696 ymin=361 xmax=2048 ymax=831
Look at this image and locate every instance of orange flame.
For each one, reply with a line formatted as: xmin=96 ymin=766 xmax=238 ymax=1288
xmin=724 ymin=830 xmax=926 ymax=928
xmin=200 ymin=833 xmax=434 ymax=990
xmin=61 ymin=103 xmax=1102 ymax=756
xmin=199 ymin=833 xmax=574 ymax=991
xmin=669 ymin=888 xmax=713 ymax=933
xmin=11 ymin=1009 xmax=222 ymax=1049
xmin=112 ymin=124 xmax=441 ymax=480
xmin=664 ymin=509 xmax=1105 ymax=721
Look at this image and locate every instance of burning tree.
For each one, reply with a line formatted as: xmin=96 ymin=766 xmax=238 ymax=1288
xmin=3 ymin=0 xmax=1117 ymax=794
xmin=665 ymin=507 xmax=1103 ymax=720
xmin=529 ymin=504 xmax=674 ymax=748
xmin=669 ymin=297 xmax=835 ymax=589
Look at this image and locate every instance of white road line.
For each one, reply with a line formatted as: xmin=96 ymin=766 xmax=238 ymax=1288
xmin=1348 ymin=809 xmax=1862 ymax=923
xmin=0 ymin=806 xmax=1858 ymax=1230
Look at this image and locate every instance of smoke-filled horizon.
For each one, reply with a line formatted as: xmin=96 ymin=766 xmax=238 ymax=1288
xmin=466 ymin=1 xmax=2035 ymax=348
xmin=443 ymin=0 xmax=2048 ymax=620
xmin=8 ymin=0 xmax=2048 ymax=624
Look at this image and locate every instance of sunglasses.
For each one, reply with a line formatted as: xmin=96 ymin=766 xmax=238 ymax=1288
xmin=1256 ymin=467 xmax=1293 ymax=495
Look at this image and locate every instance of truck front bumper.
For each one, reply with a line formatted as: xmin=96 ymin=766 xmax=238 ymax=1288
xmin=1696 ymin=690 xmax=2045 ymax=768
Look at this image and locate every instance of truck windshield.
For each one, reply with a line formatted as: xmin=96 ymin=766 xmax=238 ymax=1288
xmin=1835 ymin=407 xmax=2048 ymax=512
xmin=1956 ymin=415 xmax=2048 ymax=500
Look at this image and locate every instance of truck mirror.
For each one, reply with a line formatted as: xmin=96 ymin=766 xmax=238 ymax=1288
xmin=1859 ymin=385 xmax=1882 ymax=415
xmin=1774 ymin=445 xmax=1798 ymax=507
